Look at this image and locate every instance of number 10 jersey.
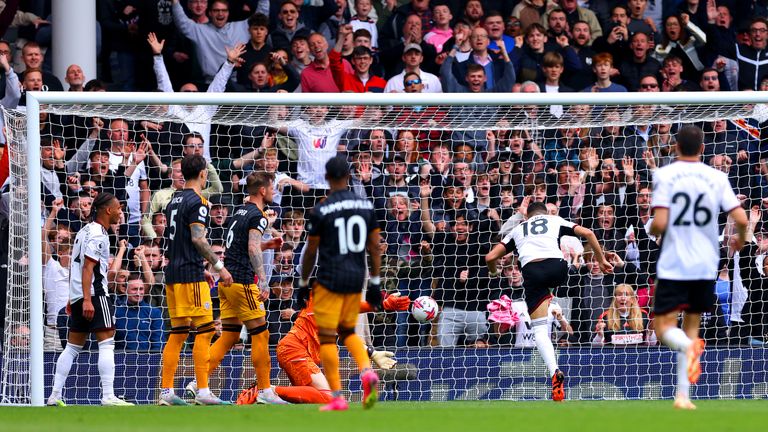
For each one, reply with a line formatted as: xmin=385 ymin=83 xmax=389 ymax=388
xmin=651 ymin=161 xmax=740 ymax=281
xmin=501 ymin=214 xmax=577 ymax=268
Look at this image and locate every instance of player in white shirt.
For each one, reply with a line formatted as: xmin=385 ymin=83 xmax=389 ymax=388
xmin=649 ymin=126 xmax=747 ymax=410
xmin=486 ymin=202 xmax=612 ymax=401
xmin=47 ymin=193 xmax=134 ymax=407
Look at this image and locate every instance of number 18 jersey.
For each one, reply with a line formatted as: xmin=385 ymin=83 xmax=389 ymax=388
xmin=651 ymin=161 xmax=740 ymax=280
xmin=501 ymin=214 xmax=577 ymax=268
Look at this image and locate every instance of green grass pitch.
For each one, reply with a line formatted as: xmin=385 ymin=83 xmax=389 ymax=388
xmin=1 ymin=400 xmax=765 ymax=432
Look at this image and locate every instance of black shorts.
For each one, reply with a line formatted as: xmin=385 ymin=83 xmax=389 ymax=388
xmin=653 ymin=279 xmax=716 ymax=315
xmin=69 ymin=296 xmax=115 ymax=333
xmin=521 ymin=258 xmax=569 ymax=313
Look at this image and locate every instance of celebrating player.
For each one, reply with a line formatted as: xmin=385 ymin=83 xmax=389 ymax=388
xmin=236 ymin=293 xmax=409 ymax=405
xmin=186 ymin=172 xmax=288 ymax=404
xmin=649 ymin=126 xmax=747 ymax=410
xmin=297 ymin=155 xmax=383 ymax=411
xmin=159 ymin=154 xmax=233 ymax=406
xmin=486 ymin=201 xmax=613 ymax=402
xmin=47 ymin=193 xmax=134 ymax=406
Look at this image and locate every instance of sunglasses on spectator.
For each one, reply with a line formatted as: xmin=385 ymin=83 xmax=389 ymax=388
xmin=640 ymin=83 xmax=658 ymax=89
xmin=405 ymin=79 xmax=422 ymax=86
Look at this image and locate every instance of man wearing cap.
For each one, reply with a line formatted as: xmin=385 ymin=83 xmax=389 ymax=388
xmin=330 ymin=24 xmax=387 ymax=93
xmin=383 ymin=42 xmax=442 ymax=93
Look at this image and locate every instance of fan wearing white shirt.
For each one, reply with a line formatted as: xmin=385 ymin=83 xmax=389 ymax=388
xmin=649 ymin=125 xmax=747 ymax=410
xmin=486 ymin=201 xmax=612 ymax=402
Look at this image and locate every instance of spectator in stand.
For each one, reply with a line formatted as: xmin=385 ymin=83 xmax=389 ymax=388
xmin=320 ymin=0 xmax=352 ymax=50
xmin=592 ymin=5 xmax=630 ymax=65
xmin=64 ymin=65 xmax=85 ymax=92
xmin=171 ymin=0 xmax=251 ymax=83
xmin=484 ymin=10 xmax=518 ymax=58
xmin=567 ymin=21 xmax=596 ymax=90
xmin=718 ymin=17 xmax=768 ymax=90
xmin=148 ymin=33 xmax=239 ymax=160
xmin=330 ymin=24 xmax=386 ymax=92
xmin=270 ymin=1 xmax=311 ymax=53
xmin=18 ymin=66 xmax=42 ymax=106
xmin=423 ymin=3 xmax=452 ymax=54
xmin=512 ymin=0 xmax=557 ymax=31
xmin=538 ymin=52 xmax=573 ymax=118
xmin=19 ymin=41 xmax=63 ymax=91
xmin=518 ymin=23 xmax=581 ymax=84
xmin=288 ymin=35 xmax=312 ymax=76
xmin=208 ymin=194 xmax=230 ymax=243
xmin=441 ymin=35 xmax=515 ymax=93
xmin=380 ymin=0 xmax=432 ymax=51
xmin=545 ymin=0 xmax=603 ymax=44
xmin=350 ymin=0 xmax=378 ymax=49
xmin=236 ymin=13 xmax=272 ymax=85
xmin=380 ymin=13 xmax=438 ymax=78
xmin=300 ymin=33 xmax=340 ymax=93
xmin=627 ymin=0 xmax=659 ymax=43
xmin=383 ymin=43 xmax=442 ymax=93
xmin=266 ymin=274 xmax=296 ymax=345
xmin=543 ymin=8 xmax=570 ymax=41
xmin=43 ymin=198 xmax=70 ymax=351
xmin=235 ymin=54 xmax=300 ymax=93
xmin=592 ymin=284 xmax=651 ymax=346
xmin=583 ymin=52 xmax=627 ymax=92
xmin=699 ymin=67 xmax=726 ymax=91
xmin=432 ymin=212 xmax=495 ymax=347
xmin=462 ymin=0 xmax=484 ymax=28
xmin=660 ymin=55 xmax=700 ymax=91
xmin=651 ymin=13 xmax=707 ymax=80
xmin=617 ymin=31 xmax=661 ymax=92
xmin=114 ymin=273 xmax=164 ymax=352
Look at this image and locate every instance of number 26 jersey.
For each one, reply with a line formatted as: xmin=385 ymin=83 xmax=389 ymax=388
xmin=501 ymin=214 xmax=577 ymax=268
xmin=651 ymin=161 xmax=740 ymax=280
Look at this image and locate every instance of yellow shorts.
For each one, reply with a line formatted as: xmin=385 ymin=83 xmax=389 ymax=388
xmin=312 ymin=283 xmax=361 ymax=330
xmin=218 ymin=282 xmax=266 ymax=322
xmin=166 ymin=282 xmax=213 ymax=319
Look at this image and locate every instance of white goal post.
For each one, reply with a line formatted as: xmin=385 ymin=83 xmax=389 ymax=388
xmin=5 ymin=90 xmax=768 ymax=406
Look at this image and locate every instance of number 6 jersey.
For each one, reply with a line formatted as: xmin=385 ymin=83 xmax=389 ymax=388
xmin=164 ymin=188 xmax=210 ymax=284
xmin=501 ymin=214 xmax=577 ymax=268
xmin=651 ymin=161 xmax=740 ymax=280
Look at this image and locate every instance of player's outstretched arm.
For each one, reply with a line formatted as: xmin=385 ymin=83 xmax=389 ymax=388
xmin=573 ymin=225 xmax=613 ymax=273
xmin=248 ymin=228 xmax=269 ymax=300
xmin=191 ymin=223 xmax=232 ymax=284
xmin=366 ymin=229 xmax=384 ymax=310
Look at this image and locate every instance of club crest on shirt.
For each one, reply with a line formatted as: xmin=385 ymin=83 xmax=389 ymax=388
xmin=204 ymin=302 xmax=210 ymax=310
xmin=312 ymin=137 xmax=327 ymax=149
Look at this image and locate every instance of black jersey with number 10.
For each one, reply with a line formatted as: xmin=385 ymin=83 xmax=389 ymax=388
xmin=307 ymin=190 xmax=378 ymax=294
xmin=164 ymin=189 xmax=210 ymax=284
xmin=224 ymin=202 xmax=269 ymax=285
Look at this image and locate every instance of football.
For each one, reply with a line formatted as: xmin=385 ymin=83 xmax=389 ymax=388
xmin=411 ymin=296 xmax=439 ymax=322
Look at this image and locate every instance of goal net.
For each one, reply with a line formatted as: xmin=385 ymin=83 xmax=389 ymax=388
xmin=2 ymin=92 xmax=768 ymax=405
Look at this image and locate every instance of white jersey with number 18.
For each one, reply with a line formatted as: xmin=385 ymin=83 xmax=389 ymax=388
xmin=501 ymin=214 xmax=577 ymax=268
xmin=651 ymin=161 xmax=740 ymax=280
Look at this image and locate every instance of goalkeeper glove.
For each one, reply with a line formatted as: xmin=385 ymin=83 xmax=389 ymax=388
xmin=371 ymin=350 xmax=397 ymax=370
xmin=382 ymin=292 xmax=411 ymax=311
xmin=296 ymin=278 xmax=310 ymax=310
xmin=366 ymin=276 xmax=383 ymax=311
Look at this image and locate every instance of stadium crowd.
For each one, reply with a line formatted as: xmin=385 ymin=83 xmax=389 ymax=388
xmin=0 ymin=0 xmax=767 ymax=353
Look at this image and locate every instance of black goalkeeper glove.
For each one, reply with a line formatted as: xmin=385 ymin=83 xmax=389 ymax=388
xmin=366 ymin=277 xmax=384 ymax=311
xmin=297 ymin=278 xmax=310 ymax=310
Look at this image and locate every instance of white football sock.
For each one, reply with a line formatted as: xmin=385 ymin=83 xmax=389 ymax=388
xmin=197 ymin=387 xmax=211 ymax=397
xmin=676 ymin=351 xmax=690 ymax=399
xmin=532 ymin=318 xmax=558 ymax=376
xmin=52 ymin=343 xmax=83 ymax=396
xmin=98 ymin=338 xmax=116 ymax=399
xmin=661 ymin=327 xmax=692 ymax=353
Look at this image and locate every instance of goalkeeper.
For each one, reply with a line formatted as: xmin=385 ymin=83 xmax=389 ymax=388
xmin=236 ymin=292 xmax=410 ymax=404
